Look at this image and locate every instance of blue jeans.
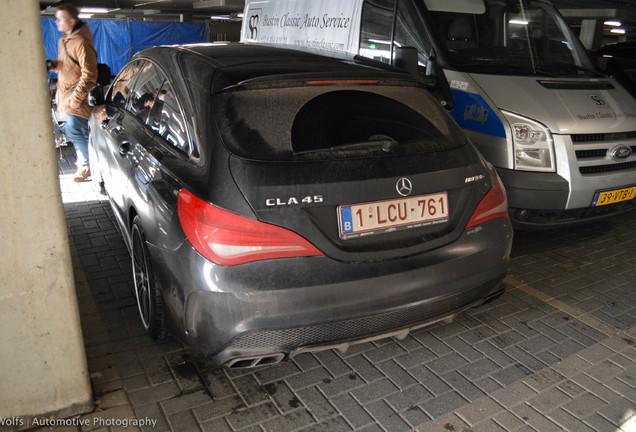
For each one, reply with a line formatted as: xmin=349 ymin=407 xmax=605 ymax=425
xmin=65 ymin=114 xmax=89 ymax=166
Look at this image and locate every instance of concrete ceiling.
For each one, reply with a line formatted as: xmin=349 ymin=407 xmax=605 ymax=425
xmin=555 ymin=0 xmax=636 ymax=41
xmin=39 ymin=0 xmax=245 ymax=22
xmin=39 ymin=0 xmax=636 ymax=41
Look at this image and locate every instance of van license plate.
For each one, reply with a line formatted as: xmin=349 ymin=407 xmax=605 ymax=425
xmin=591 ymin=186 xmax=636 ymax=207
xmin=338 ymin=193 xmax=449 ymax=239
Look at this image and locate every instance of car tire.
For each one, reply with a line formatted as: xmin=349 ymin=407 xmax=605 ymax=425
xmin=88 ymin=136 xmax=106 ymax=195
xmin=131 ymin=216 xmax=167 ymax=340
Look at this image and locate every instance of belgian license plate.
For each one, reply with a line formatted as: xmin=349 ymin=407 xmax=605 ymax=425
xmin=338 ymin=192 xmax=449 ymax=239
xmin=591 ymin=186 xmax=636 ymax=207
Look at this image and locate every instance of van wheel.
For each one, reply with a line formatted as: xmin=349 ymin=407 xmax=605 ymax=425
xmin=131 ymin=216 xmax=166 ymax=340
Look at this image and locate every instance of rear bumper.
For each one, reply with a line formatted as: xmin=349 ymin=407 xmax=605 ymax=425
xmin=213 ymin=275 xmax=505 ymax=368
xmin=150 ymin=218 xmax=512 ymax=367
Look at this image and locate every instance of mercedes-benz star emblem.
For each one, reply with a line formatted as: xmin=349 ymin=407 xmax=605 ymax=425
xmin=396 ymin=177 xmax=413 ymax=197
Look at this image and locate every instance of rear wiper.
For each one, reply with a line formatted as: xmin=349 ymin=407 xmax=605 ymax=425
xmin=295 ymin=135 xmax=398 ymax=156
xmin=336 ymin=135 xmax=398 ymax=152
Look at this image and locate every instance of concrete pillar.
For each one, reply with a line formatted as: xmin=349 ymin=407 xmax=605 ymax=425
xmin=579 ymin=19 xmax=602 ymax=50
xmin=0 ymin=0 xmax=93 ymax=423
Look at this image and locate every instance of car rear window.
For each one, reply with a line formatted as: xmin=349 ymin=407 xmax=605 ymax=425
xmin=211 ymin=83 xmax=467 ymax=161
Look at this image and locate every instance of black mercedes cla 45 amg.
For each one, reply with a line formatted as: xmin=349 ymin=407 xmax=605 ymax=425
xmin=89 ymin=43 xmax=512 ymax=368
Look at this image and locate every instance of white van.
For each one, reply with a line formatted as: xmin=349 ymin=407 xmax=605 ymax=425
xmin=241 ymin=0 xmax=636 ymax=228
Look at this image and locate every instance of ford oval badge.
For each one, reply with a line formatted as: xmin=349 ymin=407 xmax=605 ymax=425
xmin=610 ymin=146 xmax=633 ymax=160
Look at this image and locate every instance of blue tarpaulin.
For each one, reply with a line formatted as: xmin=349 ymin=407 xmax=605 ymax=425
xmin=42 ymin=18 xmax=207 ymax=76
xmin=131 ymin=21 xmax=208 ymax=53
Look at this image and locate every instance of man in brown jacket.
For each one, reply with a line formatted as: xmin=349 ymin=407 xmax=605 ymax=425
xmin=48 ymin=4 xmax=98 ymax=182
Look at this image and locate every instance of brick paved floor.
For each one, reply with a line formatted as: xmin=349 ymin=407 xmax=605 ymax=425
xmin=35 ymin=145 xmax=636 ymax=431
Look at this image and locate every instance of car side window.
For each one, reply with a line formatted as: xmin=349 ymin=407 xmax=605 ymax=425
xmin=149 ymin=80 xmax=189 ymax=153
xmin=109 ymin=61 xmax=141 ymax=108
xmin=129 ymin=61 xmax=165 ymax=123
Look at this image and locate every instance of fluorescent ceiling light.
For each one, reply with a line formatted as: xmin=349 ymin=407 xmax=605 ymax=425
xmin=368 ymin=38 xmax=391 ymax=45
xmin=210 ymin=15 xmax=230 ymax=20
xmin=80 ymin=8 xmax=109 ymax=13
xmin=611 ymin=28 xmax=626 ymax=34
xmin=134 ymin=1 xmax=166 ymax=6
xmin=78 ymin=13 xmax=93 ymax=19
xmin=509 ymin=19 xmax=529 ymax=25
xmin=604 ymin=21 xmax=621 ymax=27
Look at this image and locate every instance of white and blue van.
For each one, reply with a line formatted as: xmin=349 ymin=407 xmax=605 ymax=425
xmin=241 ymin=0 xmax=636 ymax=227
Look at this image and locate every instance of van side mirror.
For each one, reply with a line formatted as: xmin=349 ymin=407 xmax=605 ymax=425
xmin=395 ymin=46 xmax=455 ymax=111
xmin=394 ymin=46 xmax=419 ymax=75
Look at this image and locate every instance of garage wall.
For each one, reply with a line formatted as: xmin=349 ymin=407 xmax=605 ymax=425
xmin=0 ymin=0 xmax=93 ymax=421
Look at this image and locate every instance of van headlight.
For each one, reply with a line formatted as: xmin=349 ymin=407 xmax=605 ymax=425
xmin=502 ymin=111 xmax=555 ymax=172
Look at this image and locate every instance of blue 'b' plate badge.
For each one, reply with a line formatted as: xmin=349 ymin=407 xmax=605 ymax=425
xmin=340 ymin=206 xmax=354 ymax=234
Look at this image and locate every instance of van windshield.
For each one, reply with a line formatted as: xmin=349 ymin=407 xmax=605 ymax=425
xmin=427 ymin=0 xmax=598 ymax=77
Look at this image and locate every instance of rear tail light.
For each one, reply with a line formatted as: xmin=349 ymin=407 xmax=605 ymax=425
xmin=465 ymin=176 xmax=509 ymax=229
xmin=177 ymin=189 xmax=323 ymax=266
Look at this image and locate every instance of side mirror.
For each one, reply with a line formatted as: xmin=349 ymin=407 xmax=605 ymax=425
xmin=88 ymin=85 xmax=108 ymax=107
xmin=95 ymin=105 xmax=120 ymax=128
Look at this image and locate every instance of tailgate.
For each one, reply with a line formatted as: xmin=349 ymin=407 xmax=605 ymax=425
xmin=214 ymin=79 xmax=491 ymax=261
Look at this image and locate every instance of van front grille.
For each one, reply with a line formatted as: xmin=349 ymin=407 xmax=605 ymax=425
xmin=571 ymin=131 xmax=636 ymax=143
xmin=575 ymin=146 xmax=636 ymax=160
xmin=579 ymin=161 xmax=636 ymax=175
xmin=575 ymin=149 xmax=609 ymax=159
xmin=571 ymin=131 xmax=636 ymax=175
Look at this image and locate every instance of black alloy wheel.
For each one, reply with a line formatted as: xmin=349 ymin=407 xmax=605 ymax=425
xmin=131 ymin=216 xmax=166 ymax=339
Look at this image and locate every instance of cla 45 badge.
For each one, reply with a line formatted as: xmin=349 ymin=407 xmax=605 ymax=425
xmin=266 ymin=195 xmax=324 ymax=206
